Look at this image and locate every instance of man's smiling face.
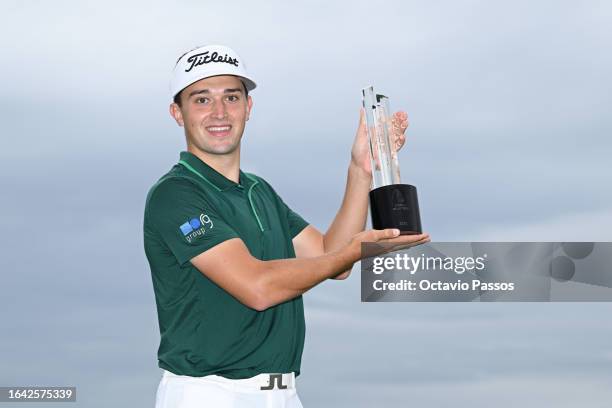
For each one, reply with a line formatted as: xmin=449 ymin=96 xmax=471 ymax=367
xmin=170 ymin=75 xmax=253 ymax=156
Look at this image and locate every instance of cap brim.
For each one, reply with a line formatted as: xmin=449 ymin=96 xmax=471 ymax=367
xmin=172 ymin=74 xmax=257 ymax=101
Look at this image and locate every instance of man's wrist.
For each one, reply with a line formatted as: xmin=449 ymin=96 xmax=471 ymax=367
xmin=348 ymin=160 xmax=372 ymax=183
xmin=326 ymin=241 xmax=359 ymax=276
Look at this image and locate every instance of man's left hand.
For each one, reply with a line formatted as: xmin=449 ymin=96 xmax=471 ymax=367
xmin=350 ymin=109 xmax=409 ymax=176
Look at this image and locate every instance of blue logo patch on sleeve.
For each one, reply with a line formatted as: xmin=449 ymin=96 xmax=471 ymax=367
xmin=179 ymin=213 xmax=214 ymax=242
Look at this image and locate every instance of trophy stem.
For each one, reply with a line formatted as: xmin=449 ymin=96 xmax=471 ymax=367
xmin=362 ymin=86 xmax=401 ymax=188
xmin=362 ymin=85 xmax=422 ymax=234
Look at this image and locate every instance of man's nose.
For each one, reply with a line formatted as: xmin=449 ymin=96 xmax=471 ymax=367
xmin=212 ymin=100 xmax=227 ymax=119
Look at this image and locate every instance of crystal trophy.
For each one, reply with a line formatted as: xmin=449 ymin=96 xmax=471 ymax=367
xmin=362 ymin=86 xmax=422 ymax=234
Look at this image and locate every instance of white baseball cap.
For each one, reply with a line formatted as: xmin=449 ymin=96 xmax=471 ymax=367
xmin=170 ymin=44 xmax=257 ymax=102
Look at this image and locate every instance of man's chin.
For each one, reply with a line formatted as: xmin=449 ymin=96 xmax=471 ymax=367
xmin=202 ymin=143 xmax=240 ymax=156
xmin=188 ymin=135 xmax=241 ymax=157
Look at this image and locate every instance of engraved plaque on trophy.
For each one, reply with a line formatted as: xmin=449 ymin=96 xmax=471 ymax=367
xmin=362 ymin=86 xmax=422 ymax=234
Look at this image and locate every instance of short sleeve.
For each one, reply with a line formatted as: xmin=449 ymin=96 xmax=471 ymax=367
xmin=284 ymin=203 xmax=309 ymax=238
xmin=145 ymin=177 xmax=240 ymax=266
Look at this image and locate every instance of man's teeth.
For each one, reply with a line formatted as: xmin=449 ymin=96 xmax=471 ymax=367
xmin=207 ymin=126 xmax=231 ymax=131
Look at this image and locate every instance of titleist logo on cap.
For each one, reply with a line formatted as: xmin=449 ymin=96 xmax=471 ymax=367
xmin=184 ymin=51 xmax=239 ymax=72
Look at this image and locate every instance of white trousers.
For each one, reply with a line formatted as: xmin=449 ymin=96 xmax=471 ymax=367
xmin=155 ymin=370 xmax=304 ymax=408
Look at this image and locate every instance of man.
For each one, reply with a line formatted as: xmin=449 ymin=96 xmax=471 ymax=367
xmin=144 ymin=44 xmax=429 ymax=408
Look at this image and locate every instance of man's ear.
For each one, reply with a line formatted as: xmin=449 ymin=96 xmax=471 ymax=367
xmin=169 ymin=103 xmax=184 ymax=127
xmin=245 ymin=95 xmax=253 ymax=121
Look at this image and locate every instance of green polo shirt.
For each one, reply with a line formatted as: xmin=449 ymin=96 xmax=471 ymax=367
xmin=143 ymin=151 xmax=309 ymax=379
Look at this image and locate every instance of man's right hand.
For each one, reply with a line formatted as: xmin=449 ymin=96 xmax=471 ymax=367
xmin=351 ymin=228 xmax=430 ymax=252
xmin=339 ymin=229 xmax=430 ymax=278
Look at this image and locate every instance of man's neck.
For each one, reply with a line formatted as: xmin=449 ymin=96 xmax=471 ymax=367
xmin=187 ymin=145 xmax=241 ymax=183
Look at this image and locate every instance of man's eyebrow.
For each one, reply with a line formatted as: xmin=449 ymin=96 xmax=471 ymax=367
xmin=188 ymin=89 xmax=210 ymax=98
xmin=187 ymin=88 xmax=244 ymax=98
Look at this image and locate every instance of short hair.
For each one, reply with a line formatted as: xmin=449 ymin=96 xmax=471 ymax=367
xmin=173 ymin=80 xmax=249 ymax=107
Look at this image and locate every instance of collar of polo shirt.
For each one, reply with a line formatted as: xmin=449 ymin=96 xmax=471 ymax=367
xmin=178 ymin=151 xmax=255 ymax=191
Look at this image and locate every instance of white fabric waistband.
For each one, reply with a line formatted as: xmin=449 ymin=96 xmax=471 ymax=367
xmin=162 ymin=370 xmax=296 ymax=391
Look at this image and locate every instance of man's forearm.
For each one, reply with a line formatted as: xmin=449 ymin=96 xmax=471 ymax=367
xmin=323 ymin=162 xmax=372 ymax=252
xmin=256 ymin=244 xmax=358 ymax=310
xmin=256 ymin=227 xmax=414 ymax=309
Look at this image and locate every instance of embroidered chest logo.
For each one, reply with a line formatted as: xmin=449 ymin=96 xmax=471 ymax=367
xmin=179 ymin=213 xmax=214 ymax=243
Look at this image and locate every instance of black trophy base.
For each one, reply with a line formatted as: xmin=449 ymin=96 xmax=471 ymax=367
xmin=369 ymin=184 xmax=422 ymax=235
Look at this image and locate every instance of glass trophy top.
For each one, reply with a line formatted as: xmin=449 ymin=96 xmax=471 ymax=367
xmin=362 ymin=86 xmax=401 ymax=189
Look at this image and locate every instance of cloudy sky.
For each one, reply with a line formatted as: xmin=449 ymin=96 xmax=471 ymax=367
xmin=1 ymin=0 xmax=611 ymax=407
